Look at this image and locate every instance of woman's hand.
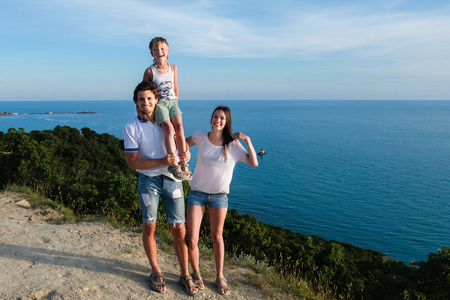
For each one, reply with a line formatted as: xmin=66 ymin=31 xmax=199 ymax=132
xmin=179 ymin=149 xmax=191 ymax=164
xmin=233 ymin=132 xmax=249 ymax=142
xmin=233 ymin=132 xmax=258 ymax=167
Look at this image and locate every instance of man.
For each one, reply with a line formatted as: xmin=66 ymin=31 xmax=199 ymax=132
xmin=123 ymin=81 xmax=198 ymax=296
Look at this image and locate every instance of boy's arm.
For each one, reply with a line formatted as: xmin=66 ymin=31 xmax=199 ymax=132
xmin=143 ymin=67 xmax=153 ymax=82
xmin=125 ymin=151 xmax=176 ymax=170
xmin=172 ymin=64 xmax=179 ymax=102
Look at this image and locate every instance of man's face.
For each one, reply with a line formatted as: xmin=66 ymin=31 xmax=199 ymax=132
xmin=136 ymin=90 xmax=158 ymax=115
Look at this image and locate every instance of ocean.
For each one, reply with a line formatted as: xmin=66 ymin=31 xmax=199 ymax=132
xmin=1 ymin=100 xmax=449 ymax=264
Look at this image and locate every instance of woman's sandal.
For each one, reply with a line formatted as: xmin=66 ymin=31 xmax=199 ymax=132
xmin=179 ymin=163 xmax=193 ymax=181
xmin=168 ymin=164 xmax=189 ymax=180
xmin=179 ymin=275 xmax=199 ymax=296
xmin=215 ymin=277 xmax=230 ymax=296
xmin=149 ymin=273 xmax=166 ymax=293
xmin=191 ymin=272 xmax=204 ymax=290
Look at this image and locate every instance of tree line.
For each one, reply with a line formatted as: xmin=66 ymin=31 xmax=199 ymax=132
xmin=0 ymin=126 xmax=448 ymax=299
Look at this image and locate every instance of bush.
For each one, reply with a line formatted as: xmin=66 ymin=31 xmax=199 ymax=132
xmin=1 ymin=126 xmax=447 ymax=299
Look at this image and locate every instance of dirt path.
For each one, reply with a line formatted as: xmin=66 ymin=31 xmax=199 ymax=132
xmin=0 ymin=191 xmax=267 ymax=299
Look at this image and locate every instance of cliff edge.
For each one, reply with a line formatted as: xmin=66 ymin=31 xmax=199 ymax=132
xmin=0 ymin=191 xmax=268 ymax=299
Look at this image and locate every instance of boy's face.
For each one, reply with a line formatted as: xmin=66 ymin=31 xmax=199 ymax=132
xmin=136 ymin=90 xmax=158 ymax=115
xmin=151 ymin=42 xmax=169 ymax=64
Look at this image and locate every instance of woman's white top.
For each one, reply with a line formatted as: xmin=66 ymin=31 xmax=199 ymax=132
xmin=189 ymin=131 xmax=248 ymax=194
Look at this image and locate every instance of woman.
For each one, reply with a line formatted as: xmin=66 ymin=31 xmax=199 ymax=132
xmin=186 ymin=106 xmax=258 ymax=295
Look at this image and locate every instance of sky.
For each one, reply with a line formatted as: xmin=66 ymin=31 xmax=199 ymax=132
xmin=1 ymin=0 xmax=450 ymax=101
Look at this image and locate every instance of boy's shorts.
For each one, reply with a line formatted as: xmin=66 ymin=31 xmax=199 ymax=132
xmin=137 ymin=174 xmax=185 ymax=225
xmin=155 ymin=98 xmax=182 ymax=125
xmin=187 ymin=190 xmax=228 ymax=209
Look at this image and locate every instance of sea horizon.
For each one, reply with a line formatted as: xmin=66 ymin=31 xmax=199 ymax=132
xmin=2 ymin=99 xmax=450 ymax=103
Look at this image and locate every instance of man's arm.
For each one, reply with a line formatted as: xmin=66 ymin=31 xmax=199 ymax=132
xmin=125 ymin=151 xmax=176 ymax=170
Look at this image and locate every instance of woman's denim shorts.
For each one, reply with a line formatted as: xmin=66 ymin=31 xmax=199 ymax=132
xmin=187 ymin=190 xmax=228 ymax=209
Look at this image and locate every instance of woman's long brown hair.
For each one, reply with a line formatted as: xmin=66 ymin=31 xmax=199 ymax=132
xmin=211 ymin=106 xmax=234 ymax=155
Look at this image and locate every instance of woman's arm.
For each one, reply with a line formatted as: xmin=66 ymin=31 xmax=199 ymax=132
xmin=186 ymin=136 xmax=196 ymax=147
xmin=233 ymin=132 xmax=258 ymax=167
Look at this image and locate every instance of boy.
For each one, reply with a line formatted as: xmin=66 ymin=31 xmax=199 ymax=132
xmin=142 ymin=37 xmax=191 ymax=180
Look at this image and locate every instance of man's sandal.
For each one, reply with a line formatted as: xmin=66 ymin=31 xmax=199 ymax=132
xmin=149 ymin=273 xmax=166 ymax=293
xmin=215 ymin=277 xmax=230 ymax=296
xmin=179 ymin=275 xmax=199 ymax=296
xmin=191 ymin=272 xmax=204 ymax=290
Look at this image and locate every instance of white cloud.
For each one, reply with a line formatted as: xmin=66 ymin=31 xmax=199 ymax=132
xmin=49 ymin=1 xmax=450 ymax=61
xmin=4 ymin=0 xmax=450 ymax=99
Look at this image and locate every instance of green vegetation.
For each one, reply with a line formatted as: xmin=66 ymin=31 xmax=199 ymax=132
xmin=0 ymin=126 xmax=141 ymax=226
xmin=1 ymin=126 xmax=449 ymax=299
xmin=5 ymin=183 xmax=78 ymax=224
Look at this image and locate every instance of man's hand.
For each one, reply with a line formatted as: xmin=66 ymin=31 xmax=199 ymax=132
xmin=164 ymin=153 xmax=178 ymax=166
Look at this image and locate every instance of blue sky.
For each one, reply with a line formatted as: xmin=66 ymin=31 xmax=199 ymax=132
xmin=1 ymin=0 xmax=449 ymax=100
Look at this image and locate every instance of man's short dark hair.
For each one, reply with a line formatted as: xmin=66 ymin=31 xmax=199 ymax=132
xmin=133 ymin=81 xmax=159 ymax=103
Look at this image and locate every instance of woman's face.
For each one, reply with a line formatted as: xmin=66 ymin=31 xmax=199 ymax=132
xmin=211 ymin=109 xmax=226 ymax=131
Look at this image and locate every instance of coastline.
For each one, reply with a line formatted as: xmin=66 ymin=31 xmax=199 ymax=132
xmin=0 ymin=111 xmax=97 ymax=116
xmin=0 ymin=100 xmax=449 ymax=264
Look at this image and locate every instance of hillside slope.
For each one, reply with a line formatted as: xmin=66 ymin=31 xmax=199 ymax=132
xmin=0 ymin=191 xmax=270 ymax=300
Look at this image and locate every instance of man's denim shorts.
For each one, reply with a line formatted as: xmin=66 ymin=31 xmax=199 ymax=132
xmin=187 ymin=190 xmax=228 ymax=209
xmin=137 ymin=174 xmax=185 ymax=225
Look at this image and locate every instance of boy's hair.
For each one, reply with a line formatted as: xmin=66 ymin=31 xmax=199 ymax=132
xmin=149 ymin=37 xmax=169 ymax=51
xmin=149 ymin=37 xmax=169 ymax=63
xmin=133 ymin=81 xmax=159 ymax=103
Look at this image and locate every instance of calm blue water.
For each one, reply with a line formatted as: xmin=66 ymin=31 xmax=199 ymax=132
xmin=1 ymin=100 xmax=449 ymax=264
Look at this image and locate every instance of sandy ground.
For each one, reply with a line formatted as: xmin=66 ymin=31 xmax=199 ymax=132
xmin=0 ymin=191 xmax=267 ymax=300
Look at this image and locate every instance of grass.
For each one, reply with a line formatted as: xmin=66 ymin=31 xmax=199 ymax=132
xmin=234 ymin=253 xmax=328 ymax=299
xmin=5 ymin=184 xmax=78 ymax=224
xmin=2 ymin=184 xmax=337 ymax=300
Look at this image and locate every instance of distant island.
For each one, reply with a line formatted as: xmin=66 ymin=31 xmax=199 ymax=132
xmin=0 ymin=111 xmax=97 ymax=116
